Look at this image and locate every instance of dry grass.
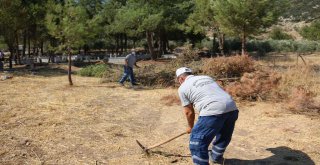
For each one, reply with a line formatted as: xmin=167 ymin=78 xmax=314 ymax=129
xmin=1 ymin=64 xmax=320 ymax=164
xmin=278 ymin=65 xmax=320 ymax=114
xmin=278 ymin=65 xmax=319 ymax=95
xmin=258 ymin=53 xmax=320 ymax=68
xmin=160 ymin=94 xmax=181 ymax=106
xmin=0 ymin=74 xmax=190 ymax=164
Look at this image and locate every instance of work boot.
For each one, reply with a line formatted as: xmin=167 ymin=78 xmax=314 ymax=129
xmin=209 ymin=150 xmax=224 ymax=165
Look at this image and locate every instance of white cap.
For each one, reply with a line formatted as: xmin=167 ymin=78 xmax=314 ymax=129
xmin=176 ymin=67 xmax=192 ymax=78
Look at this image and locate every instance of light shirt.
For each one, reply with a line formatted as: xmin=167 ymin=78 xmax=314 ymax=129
xmin=178 ymin=75 xmax=237 ymax=116
xmin=125 ymin=53 xmax=137 ymax=68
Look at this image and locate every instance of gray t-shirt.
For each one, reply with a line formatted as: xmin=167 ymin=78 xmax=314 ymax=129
xmin=125 ymin=53 xmax=137 ymax=68
xmin=178 ymin=75 xmax=237 ymax=116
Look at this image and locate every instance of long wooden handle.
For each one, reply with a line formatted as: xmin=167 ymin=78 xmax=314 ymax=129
xmin=147 ymin=132 xmax=187 ymax=150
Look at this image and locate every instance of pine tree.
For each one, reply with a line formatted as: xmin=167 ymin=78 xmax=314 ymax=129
xmin=214 ymin=0 xmax=283 ymax=55
xmin=46 ymin=0 xmax=91 ymax=85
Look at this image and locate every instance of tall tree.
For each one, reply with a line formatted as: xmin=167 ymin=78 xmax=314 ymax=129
xmin=113 ymin=0 xmax=189 ymax=60
xmin=46 ymin=0 xmax=91 ymax=85
xmin=23 ymin=0 xmax=50 ymax=58
xmin=0 ymin=0 xmax=27 ymax=68
xmin=185 ymin=0 xmax=226 ymax=54
xmin=213 ymin=0 xmax=283 ymax=55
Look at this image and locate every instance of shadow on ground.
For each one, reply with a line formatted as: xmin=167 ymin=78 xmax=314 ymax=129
xmin=151 ymin=146 xmax=315 ymax=165
xmin=227 ymin=146 xmax=315 ymax=165
xmin=2 ymin=64 xmax=72 ymax=77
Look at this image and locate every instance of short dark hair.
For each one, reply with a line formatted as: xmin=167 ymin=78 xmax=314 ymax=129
xmin=179 ymin=72 xmax=192 ymax=78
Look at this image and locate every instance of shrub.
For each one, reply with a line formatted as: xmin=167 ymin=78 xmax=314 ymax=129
xmin=247 ymin=40 xmax=273 ymax=56
xmin=201 ymin=39 xmax=214 ymax=51
xmin=300 ymin=21 xmax=320 ymax=41
xmin=294 ymin=40 xmax=319 ymax=53
xmin=269 ymin=27 xmax=293 ymax=40
xmin=100 ymin=64 xmax=123 ymax=83
xmin=135 ymin=64 xmax=176 ymax=87
xmin=77 ymin=64 xmax=108 ymax=77
xmin=174 ymin=46 xmax=200 ymax=65
xmin=268 ymin=40 xmax=296 ymax=52
xmin=202 ymin=55 xmax=255 ymax=78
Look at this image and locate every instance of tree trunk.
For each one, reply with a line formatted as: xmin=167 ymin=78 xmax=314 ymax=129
xmin=241 ymin=29 xmax=246 ymax=56
xmin=120 ymin=33 xmax=124 ymax=54
xmin=28 ymin=33 xmax=31 ymax=57
xmin=40 ymin=41 xmax=44 ymax=56
xmin=162 ymin=30 xmax=168 ymax=54
xmin=133 ymin=39 xmax=136 ymax=49
xmin=15 ymin=33 xmax=20 ymax=65
xmin=33 ymin=41 xmax=37 ymax=57
xmin=212 ymin=33 xmax=217 ymax=57
xmin=67 ymin=47 xmax=73 ymax=86
xmin=115 ymin=34 xmax=119 ymax=56
xmin=146 ymin=31 xmax=156 ymax=60
xmin=159 ymin=29 xmax=166 ymax=57
xmin=8 ymin=46 xmax=13 ymax=69
xmin=23 ymin=31 xmax=26 ymax=58
xmin=218 ymin=32 xmax=225 ymax=56
xmin=125 ymin=34 xmax=128 ymax=53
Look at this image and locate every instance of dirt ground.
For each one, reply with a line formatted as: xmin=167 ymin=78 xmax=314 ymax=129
xmin=1 ymin=69 xmax=319 ymax=165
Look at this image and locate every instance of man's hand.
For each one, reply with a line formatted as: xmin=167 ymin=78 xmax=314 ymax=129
xmin=186 ymin=127 xmax=192 ymax=134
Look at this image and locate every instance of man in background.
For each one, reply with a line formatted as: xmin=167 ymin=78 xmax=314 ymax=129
xmin=119 ymin=49 xmax=139 ymax=86
xmin=0 ymin=50 xmax=4 ymax=71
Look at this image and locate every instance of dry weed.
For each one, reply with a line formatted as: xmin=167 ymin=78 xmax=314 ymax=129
xmin=287 ymin=87 xmax=320 ymax=114
xmin=225 ymin=70 xmax=281 ymax=101
xmin=278 ymin=65 xmax=319 ymax=96
xmin=203 ymin=54 xmax=255 ymax=78
xmin=278 ymin=65 xmax=320 ymax=113
xmin=174 ymin=45 xmax=200 ymax=65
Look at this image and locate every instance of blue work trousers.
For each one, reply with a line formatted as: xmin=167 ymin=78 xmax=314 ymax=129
xmin=119 ymin=65 xmax=136 ymax=85
xmin=190 ymin=110 xmax=238 ymax=165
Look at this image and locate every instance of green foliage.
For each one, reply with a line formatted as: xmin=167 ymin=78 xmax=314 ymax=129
xmin=300 ymin=21 xmax=320 ymax=41
xmin=249 ymin=40 xmax=320 ymax=53
xmin=268 ymin=40 xmax=296 ymax=52
xmin=185 ymin=0 xmax=214 ymax=35
xmin=219 ymin=39 xmax=320 ymax=54
xmin=0 ymin=0 xmax=26 ymax=47
xmin=0 ymin=37 xmax=7 ymax=50
xmin=78 ymin=64 xmax=108 ymax=77
xmin=213 ymin=0 xmax=283 ymax=37
xmin=45 ymin=0 xmax=94 ymax=52
xmin=283 ymin=0 xmax=320 ymax=21
xmin=269 ymin=27 xmax=293 ymax=40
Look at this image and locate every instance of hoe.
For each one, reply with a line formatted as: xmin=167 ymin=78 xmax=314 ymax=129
xmin=136 ymin=132 xmax=187 ymax=154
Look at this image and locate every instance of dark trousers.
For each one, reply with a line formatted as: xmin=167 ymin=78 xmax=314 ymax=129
xmin=189 ymin=110 xmax=239 ymax=165
xmin=119 ymin=65 xmax=136 ymax=85
xmin=0 ymin=61 xmax=3 ymax=71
